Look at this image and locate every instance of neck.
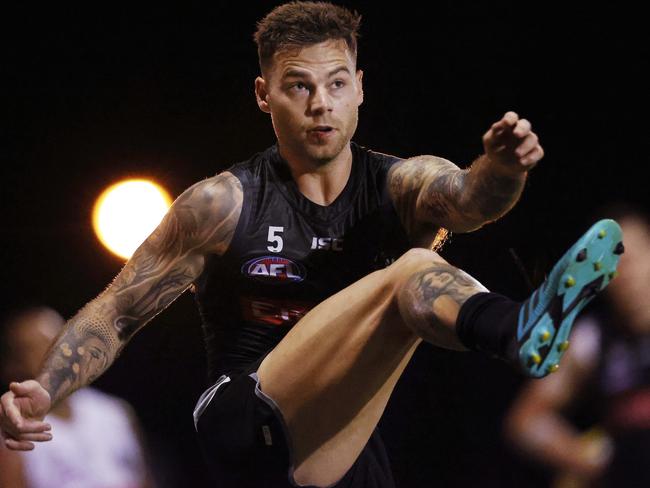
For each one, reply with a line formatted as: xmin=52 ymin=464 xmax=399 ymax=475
xmin=279 ymin=143 xmax=353 ymax=206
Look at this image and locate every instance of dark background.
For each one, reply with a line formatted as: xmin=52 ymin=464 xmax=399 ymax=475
xmin=1 ymin=1 xmax=648 ymax=486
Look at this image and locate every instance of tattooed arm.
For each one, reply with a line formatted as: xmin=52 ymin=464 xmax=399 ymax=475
xmin=0 ymin=172 xmax=242 ymax=450
xmin=388 ymin=111 xmax=544 ymax=236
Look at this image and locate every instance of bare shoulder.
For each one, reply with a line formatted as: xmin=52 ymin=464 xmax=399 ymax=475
xmin=176 ymin=171 xmax=243 ymax=212
xmin=181 ymin=171 xmax=242 ymax=203
xmin=153 ymin=171 xmax=243 ymax=257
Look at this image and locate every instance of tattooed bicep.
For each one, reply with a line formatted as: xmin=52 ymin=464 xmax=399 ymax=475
xmin=103 ymin=172 xmax=243 ymax=326
xmin=147 ymin=171 xmax=243 ymax=257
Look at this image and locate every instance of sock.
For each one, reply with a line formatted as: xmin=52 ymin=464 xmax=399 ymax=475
xmin=455 ymin=292 xmax=520 ymax=359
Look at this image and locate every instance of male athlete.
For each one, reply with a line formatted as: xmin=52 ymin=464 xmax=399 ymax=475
xmin=0 ymin=2 xmax=623 ymax=487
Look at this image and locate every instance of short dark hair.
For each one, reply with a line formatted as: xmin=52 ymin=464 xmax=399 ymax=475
xmin=253 ymin=1 xmax=362 ymax=75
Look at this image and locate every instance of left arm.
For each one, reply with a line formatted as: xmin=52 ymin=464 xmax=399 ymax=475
xmin=388 ymin=111 xmax=544 ymax=235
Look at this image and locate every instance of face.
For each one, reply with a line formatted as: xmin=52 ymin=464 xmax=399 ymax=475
xmin=255 ymin=39 xmax=364 ymax=166
xmin=607 ymin=217 xmax=650 ymax=333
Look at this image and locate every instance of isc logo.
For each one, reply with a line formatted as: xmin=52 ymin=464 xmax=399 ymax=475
xmin=311 ymin=237 xmax=344 ymax=251
xmin=242 ymin=256 xmax=306 ymax=284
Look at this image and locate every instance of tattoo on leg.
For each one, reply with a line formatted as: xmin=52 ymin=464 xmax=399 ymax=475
xmin=399 ymin=262 xmax=487 ymax=346
xmin=409 ymin=262 xmax=485 ymax=306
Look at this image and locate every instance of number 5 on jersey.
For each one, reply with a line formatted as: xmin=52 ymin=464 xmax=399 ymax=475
xmin=267 ymin=226 xmax=284 ymax=252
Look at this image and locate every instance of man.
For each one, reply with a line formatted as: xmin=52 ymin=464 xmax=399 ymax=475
xmin=504 ymin=205 xmax=650 ymax=488
xmin=0 ymin=2 xmax=623 ymax=487
xmin=0 ymin=307 xmax=154 ymax=488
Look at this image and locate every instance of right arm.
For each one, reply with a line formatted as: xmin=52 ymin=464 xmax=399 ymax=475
xmin=0 ymin=171 xmax=242 ymax=449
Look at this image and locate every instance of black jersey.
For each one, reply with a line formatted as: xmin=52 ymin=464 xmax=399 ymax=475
xmin=194 ymin=141 xmax=412 ymax=381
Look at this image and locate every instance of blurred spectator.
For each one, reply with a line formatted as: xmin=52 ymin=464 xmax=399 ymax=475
xmin=504 ymin=204 xmax=650 ymax=487
xmin=0 ymin=306 xmax=155 ymax=488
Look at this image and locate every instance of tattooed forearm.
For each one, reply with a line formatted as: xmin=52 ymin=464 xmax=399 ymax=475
xmin=458 ymin=154 xmax=526 ymax=224
xmin=35 ymin=172 xmax=243 ymax=407
xmin=388 ymin=154 xmax=526 ymax=235
xmin=37 ymin=303 xmax=117 ymax=405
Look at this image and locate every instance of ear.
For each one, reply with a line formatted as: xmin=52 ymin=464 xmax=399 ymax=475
xmin=356 ymin=69 xmax=364 ymax=106
xmin=255 ymin=76 xmax=271 ymax=114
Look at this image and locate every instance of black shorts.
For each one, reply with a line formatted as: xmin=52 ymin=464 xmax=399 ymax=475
xmin=194 ymin=353 xmax=396 ymax=488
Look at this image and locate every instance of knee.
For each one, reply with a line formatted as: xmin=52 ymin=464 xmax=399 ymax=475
xmin=372 ymin=248 xmax=445 ymax=308
xmin=386 ymin=247 xmax=448 ymax=287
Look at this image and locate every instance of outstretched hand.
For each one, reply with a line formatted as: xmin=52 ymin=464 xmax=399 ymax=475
xmin=482 ymin=111 xmax=544 ymax=173
xmin=0 ymin=380 xmax=52 ymax=451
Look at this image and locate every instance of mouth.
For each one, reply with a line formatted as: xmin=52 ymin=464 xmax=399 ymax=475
xmin=309 ymin=126 xmax=335 ymax=133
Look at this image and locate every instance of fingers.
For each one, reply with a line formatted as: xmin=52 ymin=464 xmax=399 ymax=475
xmin=2 ymin=429 xmax=52 ymax=442
xmin=0 ymin=391 xmax=22 ymax=429
xmin=8 ymin=419 xmax=52 ymax=434
xmin=521 ymin=144 xmax=544 ymax=168
xmin=0 ymin=390 xmax=52 ymax=437
xmin=13 ymin=431 xmax=53 ymax=442
xmin=4 ymin=437 xmax=35 ymax=451
xmin=490 ymin=111 xmax=519 ymax=136
xmin=489 ymin=112 xmax=531 ymax=142
xmin=512 ymin=118 xmax=531 ymax=138
xmin=484 ymin=111 xmax=544 ymax=170
xmin=10 ymin=381 xmax=33 ymax=396
xmin=10 ymin=380 xmax=50 ymax=401
xmin=514 ymin=132 xmax=538 ymax=158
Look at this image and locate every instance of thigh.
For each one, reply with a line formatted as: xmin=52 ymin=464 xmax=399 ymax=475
xmin=257 ymin=250 xmax=442 ymax=486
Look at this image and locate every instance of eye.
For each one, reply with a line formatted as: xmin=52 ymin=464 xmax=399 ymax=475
xmin=332 ymin=80 xmax=346 ymax=89
xmin=292 ymin=82 xmax=308 ymax=92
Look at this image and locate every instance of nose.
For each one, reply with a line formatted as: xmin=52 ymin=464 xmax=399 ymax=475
xmin=308 ymin=86 xmax=333 ymax=115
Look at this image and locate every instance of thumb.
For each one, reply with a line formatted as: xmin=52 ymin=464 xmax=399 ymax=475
xmin=9 ymin=382 xmax=27 ymax=396
xmin=9 ymin=380 xmax=41 ymax=397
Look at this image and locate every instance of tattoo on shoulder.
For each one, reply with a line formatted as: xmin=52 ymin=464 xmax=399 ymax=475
xmin=108 ymin=171 xmax=243 ymax=334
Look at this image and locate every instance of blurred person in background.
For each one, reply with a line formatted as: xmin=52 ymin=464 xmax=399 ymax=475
xmin=0 ymin=306 xmax=155 ymax=488
xmin=504 ymin=204 xmax=650 ymax=487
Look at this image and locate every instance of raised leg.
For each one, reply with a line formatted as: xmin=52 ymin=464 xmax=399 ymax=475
xmin=257 ymin=248 xmax=487 ymax=487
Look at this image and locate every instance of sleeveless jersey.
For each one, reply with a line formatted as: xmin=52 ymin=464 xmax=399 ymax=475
xmin=194 ymin=141 xmax=412 ymax=381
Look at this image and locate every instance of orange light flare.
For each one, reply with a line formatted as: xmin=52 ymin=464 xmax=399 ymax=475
xmin=92 ymin=179 xmax=172 ymax=260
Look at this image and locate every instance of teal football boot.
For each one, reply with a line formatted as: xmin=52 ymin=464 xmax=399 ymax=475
xmin=516 ymin=219 xmax=624 ymax=377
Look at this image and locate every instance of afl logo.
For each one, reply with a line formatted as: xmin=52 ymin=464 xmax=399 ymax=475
xmin=242 ymin=256 xmax=306 ymax=284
